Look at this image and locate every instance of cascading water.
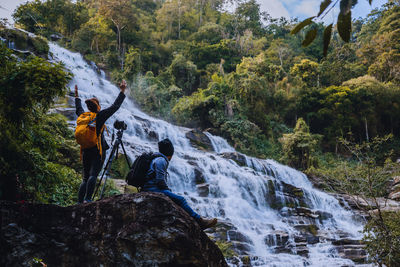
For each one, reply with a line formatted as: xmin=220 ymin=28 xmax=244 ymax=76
xmin=49 ymin=42 xmax=368 ymax=266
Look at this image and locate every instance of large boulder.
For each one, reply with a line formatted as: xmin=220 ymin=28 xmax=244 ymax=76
xmin=186 ymin=129 xmax=214 ymax=151
xmin=219 ymin=152 xmax=247 ymax=167
xmin=1 ymin=193 xmax=227 ymax=267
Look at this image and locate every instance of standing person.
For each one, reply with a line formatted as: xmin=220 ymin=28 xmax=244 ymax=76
xmin=74 ymin=81 xmax=127 ymax=203
xmin=142 ymin=138 xmax=218 ymax=230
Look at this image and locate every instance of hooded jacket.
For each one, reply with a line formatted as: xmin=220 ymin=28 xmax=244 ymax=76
xmin=142 ymin=152 xmax=170 ymax=191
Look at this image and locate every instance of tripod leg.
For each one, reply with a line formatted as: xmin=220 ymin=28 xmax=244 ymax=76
xmin=93 ymin=141 xmax=118 ymax=199
xmin=120 ymin=142 xmax=132 ymax=169
xmin=99 ymin=141 xmax=120 ymax=199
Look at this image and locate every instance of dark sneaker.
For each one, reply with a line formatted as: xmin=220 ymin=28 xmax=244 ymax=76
xmin=197 ymin=217 xmax=218 ymax=230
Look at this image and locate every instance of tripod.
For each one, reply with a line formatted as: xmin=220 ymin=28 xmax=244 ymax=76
xmin=93 ymin=128 xmax=131 ymax=200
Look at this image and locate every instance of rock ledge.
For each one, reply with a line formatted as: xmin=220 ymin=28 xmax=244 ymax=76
xmin=1 ymin=193 xmax=227 ymax=267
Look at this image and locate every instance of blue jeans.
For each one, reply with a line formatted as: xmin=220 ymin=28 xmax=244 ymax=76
xmin=146 ymin=189 xmax=200 ymax=219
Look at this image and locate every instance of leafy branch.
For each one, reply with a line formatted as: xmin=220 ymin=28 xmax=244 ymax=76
xmin=291 ymin=0 xmax=374 ymax=56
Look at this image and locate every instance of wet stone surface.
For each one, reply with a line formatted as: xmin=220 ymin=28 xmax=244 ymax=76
xmin=1 ymin=194 xmax=227 ymax=267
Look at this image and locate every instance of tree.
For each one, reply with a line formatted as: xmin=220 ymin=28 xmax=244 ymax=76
xmin=168 ymin=53 xmax=199 ymax=95
xmin=13 ymin=0 xmax=88 ymax=37
xmin=0 ymin=44 xmax=79 ymax=204
xmin=280 ymin=118 xmax=321 ymax=170
xmin=358 ymin=4 xmax=400 ymax=83
xmin=156 ymin=0 xmax=192 ymax=41
xmin=99 ymin=0 xmax=136 ymax=67
xmin=313 ymin=136 xmax=400 ymax=266
xmin=290 ymin=59 xmax=320 ymax=88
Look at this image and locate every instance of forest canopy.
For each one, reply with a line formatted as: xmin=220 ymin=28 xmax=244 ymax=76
xmin=10 ymin=0 xmax=400 ymax=162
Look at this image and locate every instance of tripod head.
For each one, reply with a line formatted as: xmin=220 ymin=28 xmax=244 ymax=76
xmin=112 ymin=119 xmax=127 ymax=143
xmin=116 ymin=128 xmax=124 ymax=141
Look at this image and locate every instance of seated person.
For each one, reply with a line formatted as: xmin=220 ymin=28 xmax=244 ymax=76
xmin=142 ymin=138 xmax=218 ymax=230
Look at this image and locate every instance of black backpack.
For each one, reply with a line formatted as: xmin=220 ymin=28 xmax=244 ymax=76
xmin=126 ymin=152 xmax=160 ymax=188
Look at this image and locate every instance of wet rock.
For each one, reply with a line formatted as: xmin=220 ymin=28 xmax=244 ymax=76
xmin=306 ymin=235 xmax=319 ymax=245
xmin=388 ymin=191 xmax=400 ymax=200
xmin=333 ymin=193 xmax=400 ymax=215
xmin=197 ymin=183 xmax=210 ymax=197
xmin=294 ymin=235 xmax=306 ymax=243
xmin=186 ymin=129 xmax=214 ymax=151
xmin=1 ymin=194 xmax=227 ymax=267
xmin=50 ymin=34 xmax=63 ymax=41
xmin=315 ymin=210 xmax=333 ymax=221
xmin=295 ymin=245 xmax=309 ymax=257
xmin=187 ymin=160 xmax=198 ymax=167
xmin=306 ymin=174 xmax=327 ymax=190
xmin=220 ymin=152 xmax=247 ymax=167
xmin=294 ymin=207 xmax=317 ymax=218
xmin=333 ymin=239 xmax=367 ymax=263
xmin=294 ymin=224 xmax=319 ymax=236
xmin=230 ymin=241 xmax=252 ymax=254
xmin=264 ymin=231 xmax=289 ymax=247
xmin=205 ymin=220 xmax=236 ymax=241
xmin=281 ymin=182 xmax=304 ymax=199
xmin=49 ymin=107 xmax=77 ymax=120
xmin=274 ymin=244 xmax=294 ymax=254
xmin=239 ymin=255 xmax=251 ymax=266
xmin=145 ymin=129 xmax=158 ymax=141
xmin=194 ymin=168 xmax=206 ymax=184
xmin=332 ymin=239 xmax=361 ymax=246
xmin=227 ymin=231 xmax=253 ymax=244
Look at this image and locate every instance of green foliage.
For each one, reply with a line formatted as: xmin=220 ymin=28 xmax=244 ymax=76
xmin=110 ymin=154 xmax=131 ymax=180
xmin=280 ymin=118 xmax=322 ymax=170
xmin=30 ymin=36 xmax=49 ymax=56
xmin=130 ymin=71 xmax=183 ymax=117
xmin=0 ymin=45 xmax=82 ymax=205
xmin=310 ymin=135 xmax=400 ymax=266
xmin=11 ymin=0 xmax=400 ymax=166
xmin=290 ymin=59 xmax=320 ymax=88
xmin=0 ymin=28 xmax=49 ymax=57
xmin=214 ymin=240 xmax=237 ymax=258
xmin=13 ymin=0 xmax=89 ymax=37
xmin=363 ymin=211 xmax=400 ymax=266
xmin=168 ymin=53 xmax=199 ymax=95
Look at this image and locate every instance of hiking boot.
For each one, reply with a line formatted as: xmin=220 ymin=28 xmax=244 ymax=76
xmin=197 ymin=217 xmax=218 ymax=230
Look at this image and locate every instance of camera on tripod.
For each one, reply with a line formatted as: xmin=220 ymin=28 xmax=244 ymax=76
xmin=114 ymin=120 xmax=127 ymax=131
xmin=94 ymin=119 xmax=130 ymax=199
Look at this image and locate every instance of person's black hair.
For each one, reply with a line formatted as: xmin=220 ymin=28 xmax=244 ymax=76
xmin=158 ymin=138 xmax=174 ymax=157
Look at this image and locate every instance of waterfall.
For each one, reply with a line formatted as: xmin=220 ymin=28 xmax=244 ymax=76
xmin=49 ymin=43 xmax=367 ymax=267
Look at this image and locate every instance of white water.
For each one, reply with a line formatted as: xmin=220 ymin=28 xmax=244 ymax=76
xmin=49 ymin=43 xmax=366 ymax=266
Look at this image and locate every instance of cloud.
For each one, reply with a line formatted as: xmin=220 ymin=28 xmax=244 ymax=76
xmin=295 ymin=0 xmax=320 ymax=17
xmin=257 ymin=0 xmax=388 ymax=21
xmin=0 ymin=0 xmax=27 ymax=23
xmin=258 ymin=0 xmax=290 ymax=18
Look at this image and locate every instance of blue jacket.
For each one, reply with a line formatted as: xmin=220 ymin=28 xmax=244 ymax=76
xmin=142 ymin=152 xmax=170 ymax=191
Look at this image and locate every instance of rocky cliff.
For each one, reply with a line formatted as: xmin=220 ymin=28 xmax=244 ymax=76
xmin=1 ymin=193 xmax=227 ymax=267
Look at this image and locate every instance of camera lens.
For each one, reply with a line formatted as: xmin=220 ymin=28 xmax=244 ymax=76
xmin=114 ymin=120 xmax=127 ymax=130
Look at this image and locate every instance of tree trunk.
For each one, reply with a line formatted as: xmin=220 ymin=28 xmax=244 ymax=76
xmin=178 ymin=0 xmax=181 ymax=39
xmin=364 ymin=117 xmax=369 ymax=142
xmin=117 ymin=26 xmax=121 ymax=54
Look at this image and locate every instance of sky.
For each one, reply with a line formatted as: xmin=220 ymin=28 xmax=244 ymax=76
xmin=0 ymin=0 xmax=389 ymax=25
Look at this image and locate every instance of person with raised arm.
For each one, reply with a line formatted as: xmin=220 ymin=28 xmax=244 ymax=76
xmin=74 ymin=81 xmax=127 ymax=203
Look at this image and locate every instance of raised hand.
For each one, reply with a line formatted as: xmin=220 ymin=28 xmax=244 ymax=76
xmin=75 ymin=85 xmax=79 ymax=98
xmin=119 ymin=80 xmax=127 ymax=93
